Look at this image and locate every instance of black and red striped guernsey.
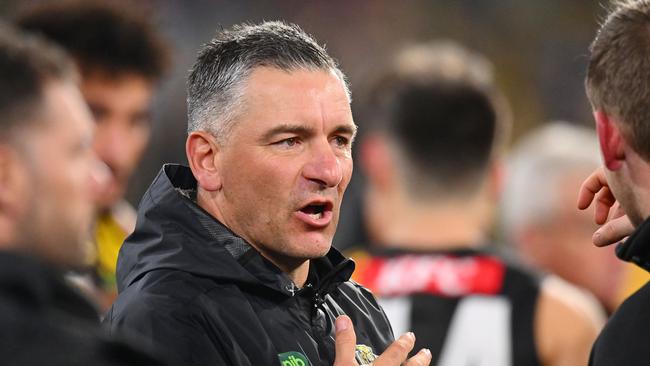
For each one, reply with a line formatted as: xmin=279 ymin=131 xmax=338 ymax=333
xmin=350 ymin=248 xmax=542 ymax=366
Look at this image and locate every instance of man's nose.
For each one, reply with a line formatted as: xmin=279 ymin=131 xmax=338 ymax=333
xmin=89 ymin=159 xmax=111 ymax=203
xmin=94 ymin=123 xmax=129 ymax=168
xmin=302 ymin=140 xmax=343 ymax=188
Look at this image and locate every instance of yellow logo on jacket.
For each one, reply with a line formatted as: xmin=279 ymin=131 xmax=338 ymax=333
xmin=355 ymin=344 xmax=378 ymax=365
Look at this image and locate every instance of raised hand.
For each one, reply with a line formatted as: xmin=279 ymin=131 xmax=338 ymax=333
xmin=577 ymin=167 xmax=634 ymax=246
xmin=333 ymin=315 xmax=431 ymax=366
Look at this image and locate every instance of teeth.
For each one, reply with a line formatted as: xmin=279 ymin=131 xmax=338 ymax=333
xmin=309 ymin=212 xmax=323 ymax=220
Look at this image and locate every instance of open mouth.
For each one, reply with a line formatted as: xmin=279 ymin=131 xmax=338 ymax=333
xmin=299 ymin=202 xmax=333 ymax=220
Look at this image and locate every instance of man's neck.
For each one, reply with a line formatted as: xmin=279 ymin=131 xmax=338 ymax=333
xmin=367 ymin=190 xmax=492 ymax=251
xmin=281 ymin=259 xmax=310 ymax=288
xmin=378 ymin=209 xmax=486 ymax=251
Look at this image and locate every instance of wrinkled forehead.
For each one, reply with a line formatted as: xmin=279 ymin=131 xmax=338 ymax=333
xmin=242 ymin=67 xmax=352 ymax=119
xmin=241 ymin=65 xmax=350 ymax=101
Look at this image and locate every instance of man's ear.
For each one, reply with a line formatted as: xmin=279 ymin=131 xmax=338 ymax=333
xmin=487 ymin=159 xmax=505 ymax=202
xmin=186 ymin=131 xmax=222 ymax=191
xmin=0 ymin=146 xmax=12 ymax=200
xmin=0 ymin=145 xmax=27 ymax=248
xmin=359 ymin=134 xmax=393 ymax=191
xmin=0 ymin=145 xmax=24 ymax=205
xmin=594 ymin=110 xmax=625 ymax=171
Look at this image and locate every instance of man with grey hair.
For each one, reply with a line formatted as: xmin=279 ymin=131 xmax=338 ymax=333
xmin=105 ymin=21 xmax=431 ymax=366
xmin=502 ymin=122 xmax=624 ymax=313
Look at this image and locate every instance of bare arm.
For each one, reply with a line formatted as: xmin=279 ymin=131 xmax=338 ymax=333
xmin=535 ymin=276 xmax=605 ymax=366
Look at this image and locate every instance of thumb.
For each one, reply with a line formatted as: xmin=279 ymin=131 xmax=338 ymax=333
xmin=593 ymin=214 xmax=633 ymax=247
xmin=334 ymin=315 xmax=358 ymax=366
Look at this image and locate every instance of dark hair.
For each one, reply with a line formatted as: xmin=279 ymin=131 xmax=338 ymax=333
xmin=16 ymin=0 xmax=169 ymax=82
xmin=586 ymin=0 xmax=650 ymax=160
xmin=367 ymin=41 xmax=507 ymax=196
xmin=187 ymin=20 xmax=349 ymax=141
xmin=0 ymin=23 xmax=76 ymax=138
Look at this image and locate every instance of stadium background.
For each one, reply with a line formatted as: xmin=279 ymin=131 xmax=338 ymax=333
xmin=1 ymin=0 xmax=605 ymax=248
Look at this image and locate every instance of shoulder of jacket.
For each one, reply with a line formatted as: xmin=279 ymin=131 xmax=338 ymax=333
xmin=118 ymin=269 xmax=241 ymax=313
xmin=338 ymin=279 xmax=369 ymax=294
xmin=334 ymin=280 xmax=383 ymax=308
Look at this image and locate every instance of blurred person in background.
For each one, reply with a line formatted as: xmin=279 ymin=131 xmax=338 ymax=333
xmin=578 ymin=1 xmax=650 ymax=364
xmin=350 ymin=41 xmax=604 ymax=366
xmin=502 ymin=122 xmax=630 ymax=313
xmin=16 ymin=0 xmax=171 ymax=310
xmin=0 ymin=24 xmax=164 ymax=366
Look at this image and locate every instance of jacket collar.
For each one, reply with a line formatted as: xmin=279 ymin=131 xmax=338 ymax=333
xmin=616 ymin=216 xmax=650 ymax=271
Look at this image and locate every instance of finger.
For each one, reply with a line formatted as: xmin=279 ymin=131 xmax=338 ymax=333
xmin=609 ymin=202 xmax=626 ymax=220
xmin=404 ymin=348 xmax=432 ymax=366
xmin=594 ymin=186 xmax=616 ymax=225
xmin=577 ymin=167 xmax=608 ymax=210
xmin=593 ymin=215 xmax=634 ymax=247
xmin=333 ymin=315 xmax=358 ymax=366
xmin=374 ymin=332 xmax=416 ymax=366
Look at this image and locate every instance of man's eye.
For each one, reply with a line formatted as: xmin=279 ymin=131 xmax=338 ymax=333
xmin=131 ymin=114 xmax=152 ymax=128
xmin=277 ymin=137 xmax=298 ymax=147
xmin=89 ymin=106 xmax=108 ymax=123
xmin=333 ymin=136 xmax=349 ymax=147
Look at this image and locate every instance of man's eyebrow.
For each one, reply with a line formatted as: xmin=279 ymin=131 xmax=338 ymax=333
xmin=334 ymin=124 xmax=357 ymax=136
xmin=260 ymin=123 xmax=358 ymax=142
xmin=333 ymin=124 xmax=358 ymax=141
xmin=260 ymin=124 xmax=315 ymax=142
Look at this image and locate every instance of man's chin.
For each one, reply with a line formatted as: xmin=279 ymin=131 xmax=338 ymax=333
xmin=95 ymin=189 xmax=124 ymax=212
xmin=300 ymin=235 xmax=333 ymax=259
xmin=280 ymin=233 xmax=332 ymax=260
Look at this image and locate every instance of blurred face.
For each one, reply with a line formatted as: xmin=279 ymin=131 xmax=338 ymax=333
xmin=80 ymin=72 xmax=153 ymax=210
xmin=14 ymin=82 xmax=98 ymax=269
xmin=517 ymin=173 xmax=623 ymax=309
xmin=213 ymin=67 xmax=355 ymax=269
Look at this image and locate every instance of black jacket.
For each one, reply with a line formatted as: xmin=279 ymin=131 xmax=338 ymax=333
xmin=104 ymin=164 xmax=394 ymax=366
xmin=0 ymin=252 xmax=164 ymax=366
xmin=589 ymin=217 xmax=650 ymax=365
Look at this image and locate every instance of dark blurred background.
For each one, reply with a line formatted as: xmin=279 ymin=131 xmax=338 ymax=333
xmin=0 ymin=0 xmax=606 ymax=248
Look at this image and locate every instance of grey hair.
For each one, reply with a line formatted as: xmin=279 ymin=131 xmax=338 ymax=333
xmin=501 ymin=122 xmax=601 ymax=239
xmin=187 ymin=21 xmax=350 ymax=143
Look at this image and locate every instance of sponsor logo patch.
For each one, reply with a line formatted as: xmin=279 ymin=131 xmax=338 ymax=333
xmin=278 ymin=351 xmax=310 ymax=366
